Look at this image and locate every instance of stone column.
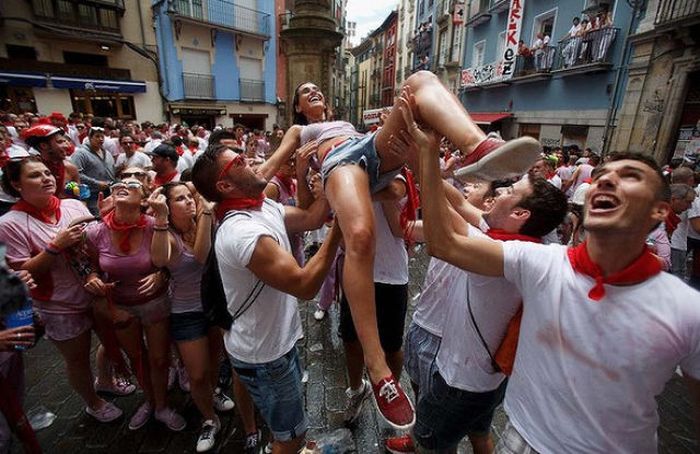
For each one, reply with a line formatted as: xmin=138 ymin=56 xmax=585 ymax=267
xmin=280 ymin=0 xmax=343 ymax=125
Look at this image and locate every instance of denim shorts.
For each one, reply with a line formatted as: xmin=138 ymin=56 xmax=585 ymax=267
xmin=230 ymin=347 xmax=308 ymax=442
xmin=413 ymin=367 xmax=507 ymax=450
xmin=321 ymin=132 xmax=401 ymax=194
xmin=403 ymin=322 xmax=441 ymax=393
xmin=170 ymin=311 xmax=210 ymax=342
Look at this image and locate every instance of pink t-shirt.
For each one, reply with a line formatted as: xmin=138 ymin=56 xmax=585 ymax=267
xmin=0 ymin=199 xmax=92 ymax=314
xmin=86 ymin=216 xmax=165 ymax=306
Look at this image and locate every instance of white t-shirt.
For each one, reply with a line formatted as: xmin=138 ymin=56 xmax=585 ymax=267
xmin=115 ymin=151 xmax=152 ymax=170
xmin=373 ymin=201 xmax=408 ymax=285
xmin=686 ymin=195 xmax=700 ymax=240
xmin=436 ymin=225 xmax=519 ymax=392
xmin=670 ymin=211 xmax=689 ymax=251
xmin=216 ymin=199 xmax=303 ymax=364
xmin=502 ymin=241 xmax=700 ymax=453
xmin=143 ymin=139 xmax=162 ymax=154
xmin=176 ymin=152 xmax=194 ymax=173
xmin=547 ymin=174 xmax=562 ymax=189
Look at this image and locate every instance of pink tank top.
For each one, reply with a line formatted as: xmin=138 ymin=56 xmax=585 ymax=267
xmin=86 ymin=216 xmax=166 ymax=305
xmin=167 ymin=233 xmax=203 ymax=314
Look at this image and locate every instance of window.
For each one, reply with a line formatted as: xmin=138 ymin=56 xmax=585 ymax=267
xmin=63 ymin=51 xmax=108 ymax=67
xmin=32 ymin=0 xmax=122 ymax=32
xmin=473 ymin=40 xmax=485 ymax=67
xmin=451 ymin=24 xmax=463 ymax=64
xmin=437 ymin=29 xmax=448 ymax=66
xmin=6 ymin=45 xmax=37 ymax=60
xmin=531 ymin=8 xmax=557 ymax=45
xmin=70 ymin=90 xmax=135 ymax=119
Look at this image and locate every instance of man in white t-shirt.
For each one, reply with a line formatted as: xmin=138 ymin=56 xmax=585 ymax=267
xmin=115 ymin=134 xmax=151 ymax=173
xmin=409 ymin=110 xmax=700 ymax=452
xmin=191 ymin=141 xmax=339 ymax=454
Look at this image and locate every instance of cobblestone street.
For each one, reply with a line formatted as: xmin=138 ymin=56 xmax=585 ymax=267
xmin=11 ymin=247 xmax=699 ymax=453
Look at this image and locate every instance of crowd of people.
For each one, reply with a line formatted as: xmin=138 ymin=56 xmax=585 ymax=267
xmin=0 ymin=69 xmax=699 ymax=454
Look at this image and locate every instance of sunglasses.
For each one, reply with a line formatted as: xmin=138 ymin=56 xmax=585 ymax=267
xmin=218 ymin=152 xmax=246 ymax=181
xmin=90 ymin=126 xmax=105 ymax=132
xmin=120 ymin=171 xmax=146 ymax=179
xmin=110 ymin=181 xmax=143 ymax=191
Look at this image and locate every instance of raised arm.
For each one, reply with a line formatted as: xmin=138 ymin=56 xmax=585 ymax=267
xmin=257 ymin=125 xmax=303 ymax=182
xmin=247 ymin=223 xmax=341 ymax=300
xmin=398 ymin=94 xmax=504 ymax=277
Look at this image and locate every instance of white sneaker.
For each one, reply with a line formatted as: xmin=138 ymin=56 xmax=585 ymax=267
xmin=314 ymin=309 xmax=326 ymax=321
xmin=196 ymin=418 xmax=220 ymax=452
xmin=344 ymin=379 xmax=372 ymax=425
xmin=213 ymin=387 xmax=235 ymax=412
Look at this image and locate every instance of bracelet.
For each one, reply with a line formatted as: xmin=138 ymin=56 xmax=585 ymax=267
xmin=45 ymin=242 xmax=61 ymax=255
xmin=153 ymin=226 xmax=169 ymax=231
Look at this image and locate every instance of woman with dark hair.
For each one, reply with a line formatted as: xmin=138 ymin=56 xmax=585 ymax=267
xmin=149 ymin=182 xmax=234 ymax=452
xmin=0 ymin=157 xmax=123 ymax=424
xmin=279 ymin=71 xmax=541 ymax=429
xmin=84 ymin=176 xmax=186 ymax=432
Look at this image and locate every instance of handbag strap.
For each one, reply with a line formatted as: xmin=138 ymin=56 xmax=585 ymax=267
xmin=466 ymin=279 xmax=501 ymax=373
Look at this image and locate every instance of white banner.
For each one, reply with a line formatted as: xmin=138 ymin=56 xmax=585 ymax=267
xmin=502 ymin=0 xmax=524 ymax=79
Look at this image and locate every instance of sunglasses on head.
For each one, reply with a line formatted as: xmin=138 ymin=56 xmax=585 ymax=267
xmin=110 ymin=181 xmax=143 ymax=191
xmin=120 ymin=171 xmax=146 ymax=179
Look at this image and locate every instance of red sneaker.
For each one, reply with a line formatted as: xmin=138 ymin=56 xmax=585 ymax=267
xmin=455 ymin=134 xmax=541 ymax=182
xmin=371 ymin=375 xmax=415 ymax=430
xmin=385 ymin=434 xmax=415 ymax=454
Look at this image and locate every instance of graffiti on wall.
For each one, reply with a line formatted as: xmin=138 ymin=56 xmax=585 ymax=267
xmin=461 ymin=61 xmax=505 ymax=87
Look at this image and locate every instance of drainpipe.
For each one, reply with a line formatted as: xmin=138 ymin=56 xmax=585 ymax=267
xmin=602 ymin=3 xmax=642 ymax=156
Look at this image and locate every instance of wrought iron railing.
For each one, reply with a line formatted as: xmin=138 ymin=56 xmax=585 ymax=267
xmin=513 ymin=46 xmax=556 ymax=77
xmin=555 ymin=27 xmax=619 ymax=70
xmin=183 ymin=72 xmax=214 ymax=99
xmin=239 ymin=79 xmax=264 ymax=102
xmin=656 ymin=0 xmax=700 ymax=25
xmin=172 ymin=0 xmax=270 ymax=37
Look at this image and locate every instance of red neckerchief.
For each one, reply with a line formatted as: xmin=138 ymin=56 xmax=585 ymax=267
xmin=42 ymin=158 xmax=65 ymax=197
xmin=103 ymin=210 xmax=148 ymax=253
xmin=188 ymin=145 xmax=198 ymax=155
xmin=567 ymin=241 xmax=662 ymax=301
xmin=485 ymin=229 xmax=540 ymax=376
xmin=486 ymin=229 xmax=541 ymax=243
xmin=176 ymin=145 xmax=185 ymax=156
xmin=153 ymin=171 xmax=178 ymax=188
xmin=215 ymin=193 xmax=265 ymax=220
xmin=665 ymin=211 xmax=681 ymax=236
xmin=12 ymin=196 xmax=62 ymax=224
xmin=400 ymin=167 xmax=420 ymax=247
xmin=275 ymin=172 xmax=297 ymax=196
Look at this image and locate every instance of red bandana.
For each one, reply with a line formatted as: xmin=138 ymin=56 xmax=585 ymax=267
xmin=12 ymin=196 xmax=62 ymax=224
xmin=486 ymin=229 xmax=542 ymax=244
xmin=665 ymin=211 xmax=681 ymax=236
xmin=400 ymin=168 xmax=421 ymax=246
xmin=153 ymin=171 xmax=178 ymax=188
xmin=567 ymin=241 xmax=662 ymax=301
xmin=215 ymin=193 xmax=265 ymax=220
xmin=103 ymin=210 xmax=148 ymax=253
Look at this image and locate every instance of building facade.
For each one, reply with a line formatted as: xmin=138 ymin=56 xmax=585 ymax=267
xmin=381 ymin=11 xmax=398 ymax=107
xmin=433 ymin=0 xmax=467 ymax=94
xmin=0 ymin=0 xmax=164 ymax=122
xmin=152 ymin=0 xmax=276 ymax=130
xmin=610 ymin=0 xmax=700 ymax=163
xmin=395 ymin=0 xmax=416 ymax=88
xmin=460 ymin=0 xmax=635 ymax=152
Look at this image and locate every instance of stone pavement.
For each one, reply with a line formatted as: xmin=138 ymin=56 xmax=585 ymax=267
xmin=11 ymin=246 xmax=699 ymax=453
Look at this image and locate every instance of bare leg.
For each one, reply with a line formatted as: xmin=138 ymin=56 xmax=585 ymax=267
xmin=115 ymin=321 xmax=154 ymax=402
xmin=376 ymin=71 xmax=487 ymax=169
xmin=344 ymin=340 xmax=365 ymax=391
xmin=386 ymin=350 xmax=404 ymax=381
xmin=94 ymin=344 xmax=113 ymax=386
xmin=469 ymin=433 xmax=495 ymax=454
xmin=142 ymin=318 xmax=171 ymax=411
xmin=53 ymin=330 xmax=103 ymax=409
xmin=326 ymin=165 xmax=390 ymax=383
xmin=177 ymin=338 xmax=216 ymax=420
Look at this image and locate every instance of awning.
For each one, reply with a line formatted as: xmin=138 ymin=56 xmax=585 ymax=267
xmin=0 ymin=71 xmax=48 ymax=88
xmin=470 ymin=112 xmax=512 ymax=125
xmin=50 ymin=76 xmax=147 ymax=93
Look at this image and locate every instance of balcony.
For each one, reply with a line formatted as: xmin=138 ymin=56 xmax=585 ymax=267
xmin=171 ymin=0 xmax=270 ymax=38
xmin=183 ymin=72 xmax=214 ymax=99
xmin=552 ymin=28 xmax=618 ymax=75
xmin=655 ymin=0 xmax=700 ymax=27
xmin=30 ymin=0 xmax=124 ymax=37
xmin=512 ymin=46 xmax=556 ymax=82
xmin=239 ymin=78 xmax=264 ymax=102
xmin=0 ymin=58 xmax=131 ymax=80
xmin=489 ymin=0 xmax=509 ymax=14
xmin=278 ymin=11 xmax=293 ymax=31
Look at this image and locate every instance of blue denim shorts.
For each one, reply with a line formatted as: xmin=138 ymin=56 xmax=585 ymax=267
xmin=413 ymin=367 xmax=507 ymax=450
xmin=321 ymin=132 xmax=401 ymax=193
xmin=403 ymin=322 xmax=441 ymax=394
xmin=230 ymin=347 xmax=307 ymax=442
xmin=170 ymin=311 xmax=210 ymax=342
